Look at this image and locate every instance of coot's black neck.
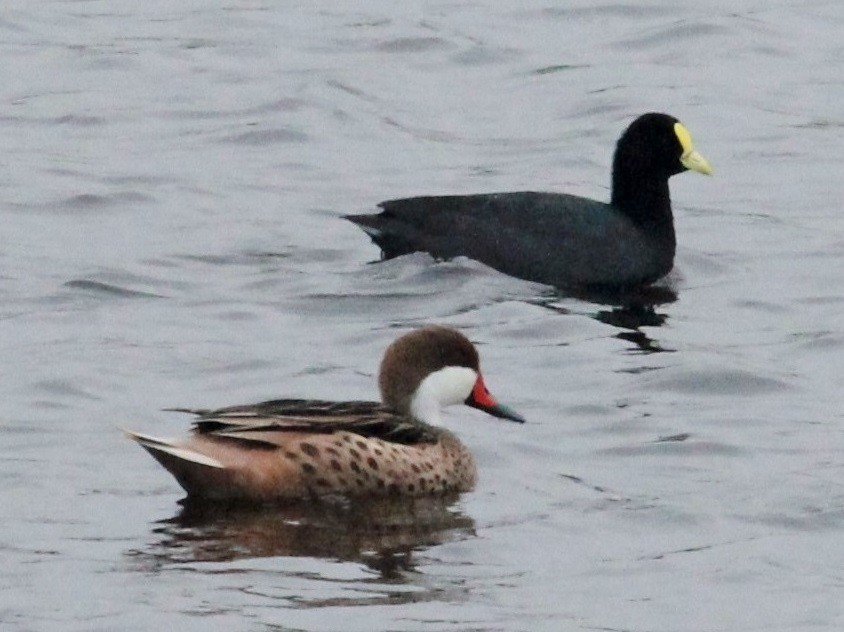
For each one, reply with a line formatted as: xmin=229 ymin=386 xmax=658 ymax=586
xmin=610 ymin=167 xmax=676 ymax=236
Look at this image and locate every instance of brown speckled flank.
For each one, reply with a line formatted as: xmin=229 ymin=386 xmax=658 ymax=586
xmin=128 ymin=326 xmax=524 ymax=502
xmin=139 ymin=428 xmax=477 ymax=501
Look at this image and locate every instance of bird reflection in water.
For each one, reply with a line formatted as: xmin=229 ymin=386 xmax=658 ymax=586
xmin=137 ymin=493 xmax=474 ymax=579
xmin=594 ymin=304 xmax=672 ymax=354
xmin=533 ymin=282 xmax=677 ymax=354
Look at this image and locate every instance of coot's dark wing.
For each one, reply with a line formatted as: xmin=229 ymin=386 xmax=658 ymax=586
xmin=347 ymin=192 xmax=673 ymax=289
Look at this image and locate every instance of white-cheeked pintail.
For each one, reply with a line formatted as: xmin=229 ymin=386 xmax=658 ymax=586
xmin=127 ymin=326 xmax=525 ymax=502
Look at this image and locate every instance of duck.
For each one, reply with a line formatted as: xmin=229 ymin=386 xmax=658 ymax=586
xmin=127 ymin=326 xmax=524 ymax=502
xmin=346 ymin=112 xmax=712 ymax=291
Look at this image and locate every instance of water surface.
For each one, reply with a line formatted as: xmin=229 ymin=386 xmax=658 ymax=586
xmin=2 ymin=1 xmax=843 ymax=630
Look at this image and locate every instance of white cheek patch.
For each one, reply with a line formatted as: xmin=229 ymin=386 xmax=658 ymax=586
xmin=410 ymin=366 xmax=478 ymax=425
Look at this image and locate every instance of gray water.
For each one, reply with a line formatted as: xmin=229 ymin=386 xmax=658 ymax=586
xmin=2 ymin=1 xmax=844 ymax=630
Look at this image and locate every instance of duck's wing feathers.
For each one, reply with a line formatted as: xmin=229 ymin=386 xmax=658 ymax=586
xmin=168 ymin=399 xmax=437 ymax=445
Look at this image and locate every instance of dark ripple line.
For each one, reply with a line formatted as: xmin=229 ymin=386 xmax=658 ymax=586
xmin=63 ymin=279 xmax=165 ymax=299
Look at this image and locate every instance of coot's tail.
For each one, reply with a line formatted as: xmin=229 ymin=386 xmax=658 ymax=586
xmin=345 ymin=210 xmax=418 ymax=260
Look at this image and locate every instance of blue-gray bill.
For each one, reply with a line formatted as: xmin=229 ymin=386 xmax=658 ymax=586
xmin=468 ymin=399 xmax=526 ymax=424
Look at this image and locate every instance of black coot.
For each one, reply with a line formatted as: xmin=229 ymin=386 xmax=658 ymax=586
xmin=347 ymin=113 xmax=712 ymax=290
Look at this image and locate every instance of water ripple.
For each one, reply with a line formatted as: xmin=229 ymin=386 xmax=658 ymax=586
xmin=63 ymin=280 xmax=165 ymax=299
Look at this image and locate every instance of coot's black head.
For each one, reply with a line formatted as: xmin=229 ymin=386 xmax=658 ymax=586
xmin=610 ymin=113 xmax=712 ymax=223
xmin=613 ymin=112 xmax=712 ymax=181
